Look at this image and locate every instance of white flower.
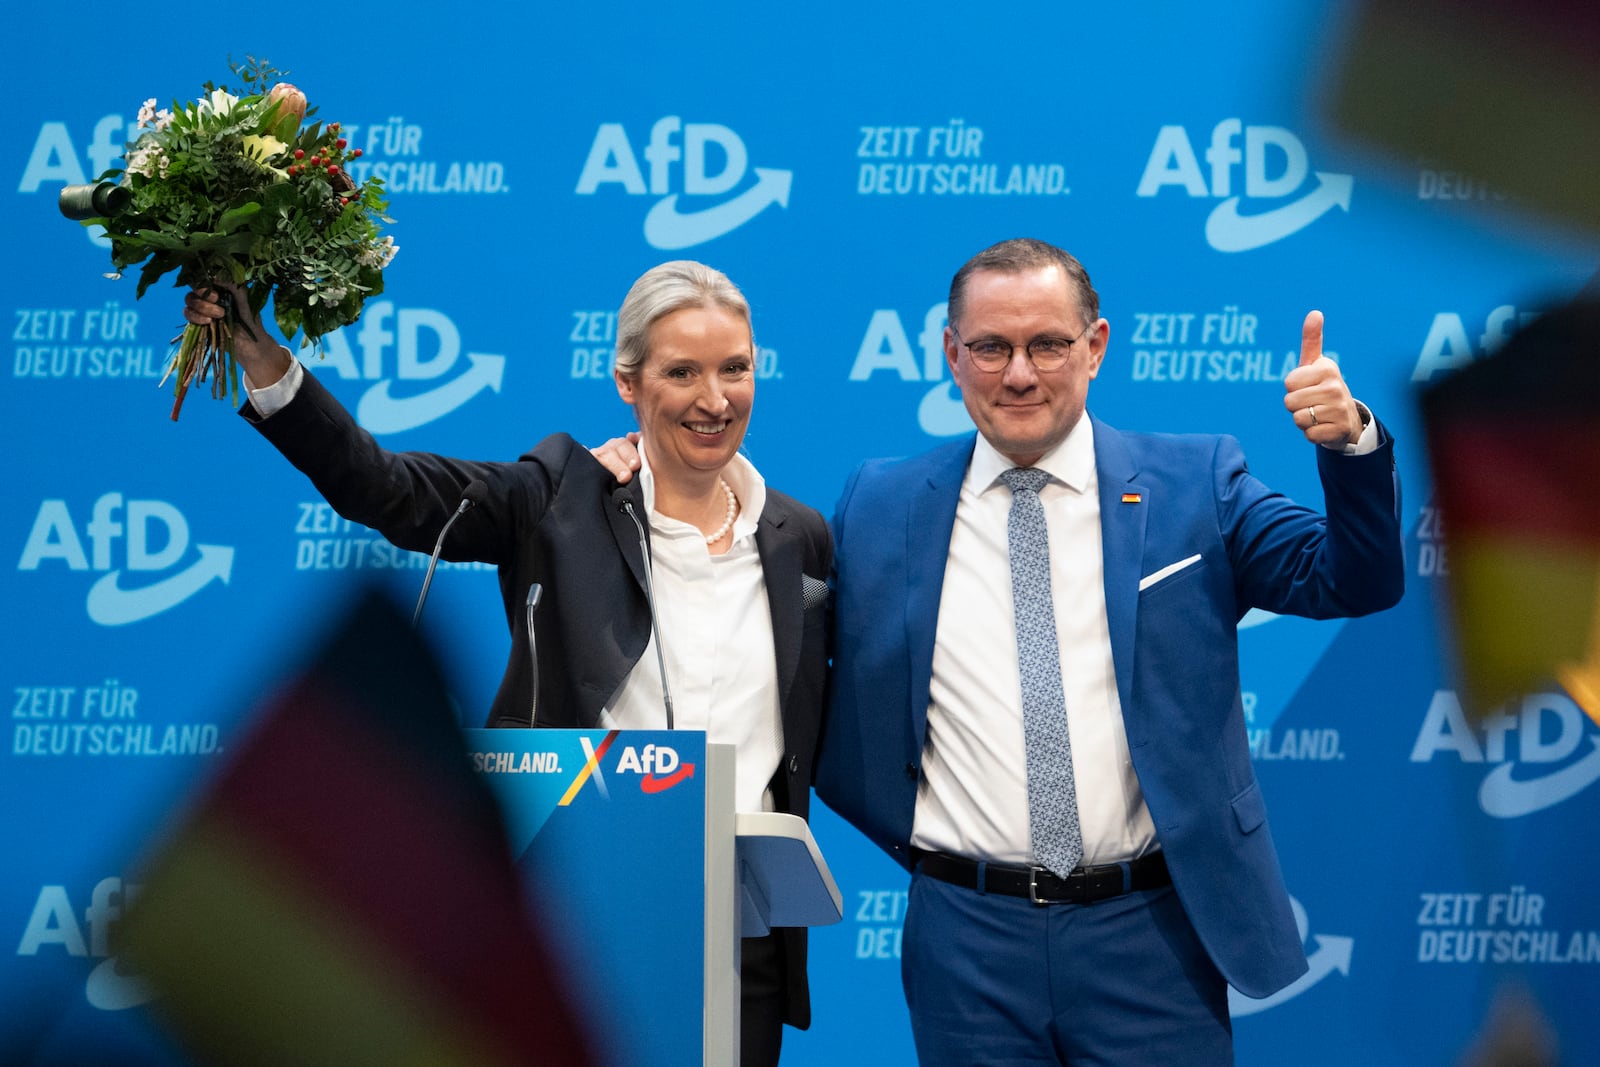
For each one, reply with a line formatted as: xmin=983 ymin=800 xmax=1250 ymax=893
xmin=357 ymin=235 xmax=399 ymax=269
xmin=320 ymin=283 xmax=349 ymax=304
xmin=196 ymin=89 xmax=238 ymax=118
xmin=241 ymin=134 xmax=288 ymax=163
xmin=136 ymin=98 xmax=158 ymax=127
xmin=154 ymin=108 xmax=173 ymax=131
xmin=126 ymin=142 xmax=169 ymax=178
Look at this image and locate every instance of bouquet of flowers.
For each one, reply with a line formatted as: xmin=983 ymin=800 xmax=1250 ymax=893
xmin=62 ymin=57 xmax=397 ymax=420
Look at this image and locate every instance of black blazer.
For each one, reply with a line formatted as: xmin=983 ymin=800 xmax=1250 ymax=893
xmin=247 ymin=369 xmax=832 ymax=1027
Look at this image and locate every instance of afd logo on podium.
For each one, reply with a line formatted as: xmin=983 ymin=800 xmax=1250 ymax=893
xmin=575 ymin=117 xmax=793 ymax=249
xmin=560 ymin=732 xmax=699 ymax=806
xmin=616 ymin=742 xmax=697 ymax=794
xmin=310 ymin=301 xmax=505 ymax=433
xmin=1136 ymin=120 xmax=1353 ymax=252
xmin=17 ymin=493 xmax=233 ymax=625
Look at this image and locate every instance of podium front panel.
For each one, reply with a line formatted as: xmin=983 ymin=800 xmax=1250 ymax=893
xmin=466 ymin=728 xmax=720 ymax=1067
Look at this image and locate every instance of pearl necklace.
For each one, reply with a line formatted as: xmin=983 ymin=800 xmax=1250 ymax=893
xmin=704 ymin=479 xmax=739 ymax=544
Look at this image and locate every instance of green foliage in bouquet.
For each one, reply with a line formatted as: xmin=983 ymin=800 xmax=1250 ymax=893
xmin=76 ymin=57 xmax=397 ymax=419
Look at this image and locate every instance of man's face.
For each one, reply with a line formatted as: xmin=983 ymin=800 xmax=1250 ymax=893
xmin=944 ymin=265 xmax=1108 ymax=467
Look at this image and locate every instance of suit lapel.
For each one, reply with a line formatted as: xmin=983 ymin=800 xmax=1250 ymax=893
xmin=755 ymin=503 xmax=802 ymax=718
xmin=906 ymin=438 xmax=973 ymax=748
xmin=606 ymin=479 xmax=650 ymax=591
xmin=1093 ymin=417 xmax=1146 ymax=720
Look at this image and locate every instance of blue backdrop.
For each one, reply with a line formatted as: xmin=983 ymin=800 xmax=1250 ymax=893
xmin=6 ymin=2 xmax=1599 ymax=1063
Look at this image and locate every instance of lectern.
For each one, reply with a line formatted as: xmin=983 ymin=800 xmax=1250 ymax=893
xmin=464 ymin=729 xmax=841 ymax=1067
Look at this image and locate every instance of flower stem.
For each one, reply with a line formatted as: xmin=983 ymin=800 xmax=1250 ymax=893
xmin=169 ymin=323 xmax=202 ymax=422
xmin=166 ymin=305 xmax=237 ymax=421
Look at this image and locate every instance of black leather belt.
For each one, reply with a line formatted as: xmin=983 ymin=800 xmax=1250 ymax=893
xmin=912 ymin=848 xmax=1170 ymax=905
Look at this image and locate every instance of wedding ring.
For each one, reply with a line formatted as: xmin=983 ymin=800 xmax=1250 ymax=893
xmin=1308 ymin=406 xmax=1319 ymax=425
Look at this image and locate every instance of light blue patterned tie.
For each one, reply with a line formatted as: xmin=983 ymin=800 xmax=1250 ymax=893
xmin=1000 ymin=467 xmax=1083 ymax=879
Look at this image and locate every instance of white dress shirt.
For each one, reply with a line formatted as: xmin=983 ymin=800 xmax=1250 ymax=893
xmin=245 ymin=356 xmax=303 ymax=415
xmin=911 ymin=415 xmax=1157 ymax=867
xmin=597 ymin=446 xmax=784 ymax=816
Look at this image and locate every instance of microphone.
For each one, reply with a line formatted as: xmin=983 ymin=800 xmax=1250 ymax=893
xmin=524 ymin=582 xmax=543 ymax=727
xmin=411 ymin=479 xmax=487 ymax=629
xmin=613 ymin=487 xmax=675 ymax=729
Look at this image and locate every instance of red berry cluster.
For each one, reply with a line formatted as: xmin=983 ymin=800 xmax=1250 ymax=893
xmin=284 ymin=121 xmax=365 ymax=203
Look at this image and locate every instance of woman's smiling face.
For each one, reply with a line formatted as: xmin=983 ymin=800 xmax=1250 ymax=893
xmin=615 ymin=303 xmax=755 ymax=483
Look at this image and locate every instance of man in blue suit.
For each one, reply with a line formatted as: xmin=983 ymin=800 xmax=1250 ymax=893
xmin=814 ymin=238 xmax=1405 ymax=1065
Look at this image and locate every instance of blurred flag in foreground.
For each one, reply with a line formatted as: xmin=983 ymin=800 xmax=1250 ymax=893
xmin=1421 ymin=297 xmax=1600 ymax=724
xmin=1324 ymin=0 xmax=1600 ymax=232
xmin=119 ymin=589 xmax=596 ymax=1066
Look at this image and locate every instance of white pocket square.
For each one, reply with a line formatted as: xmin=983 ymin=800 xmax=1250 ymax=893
xmin=1139 ymin=554 xmax=1203 ymax=591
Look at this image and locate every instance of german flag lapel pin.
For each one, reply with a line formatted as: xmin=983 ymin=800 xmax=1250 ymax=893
xmin=1121 ymin=492 xmax=1143 ymax=505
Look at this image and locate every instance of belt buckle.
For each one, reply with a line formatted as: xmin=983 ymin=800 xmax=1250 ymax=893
xmin=1027 ymin=868 xmax=1054 ymax=906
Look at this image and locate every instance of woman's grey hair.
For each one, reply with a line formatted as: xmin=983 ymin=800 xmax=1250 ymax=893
xmin=614 ymin=260 xmax=752 ymax=377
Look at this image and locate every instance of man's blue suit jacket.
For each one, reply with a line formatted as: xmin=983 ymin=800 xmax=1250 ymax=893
xmin=814 ymin=413 xmax=1403 ymax=998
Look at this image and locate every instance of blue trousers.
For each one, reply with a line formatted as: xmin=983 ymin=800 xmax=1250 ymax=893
xmin=902 ymin=870 xmax=1233 ymax=1066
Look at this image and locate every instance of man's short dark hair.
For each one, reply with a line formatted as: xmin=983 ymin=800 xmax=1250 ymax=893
xmin=947 ymin=238 xmax=1101 ymax=330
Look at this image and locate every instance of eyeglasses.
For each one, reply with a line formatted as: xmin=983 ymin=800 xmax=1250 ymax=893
xmin=952 ymin=323 xmax=1096 ymax=372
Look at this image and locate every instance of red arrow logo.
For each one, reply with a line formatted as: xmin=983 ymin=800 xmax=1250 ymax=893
xmin=640 ymin=762 xmax=696 ymax=794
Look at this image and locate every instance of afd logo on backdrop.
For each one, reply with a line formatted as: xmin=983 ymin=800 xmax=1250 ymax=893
xmin=17 ymin=877 xmax=153 ymax=1012
xmin=1411 ymin=689 xmax=1600 ymax=817
xmin=18 ymin=493 xmax=233 ymax=625
xmin=848 ymin=302 xmax=973 ymax=439
xmin=310 ymin=300 xmax=504 ymax=433
xmin=574 ymin=117 xmax=792 ymax=249
xmin=1136 ymin=120 xmax=1353 ymax=252
xmin=1410 ymin=304 xmax=1536 ymax=383
xmin=18 ymin=114 xmax=130 ymax=249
